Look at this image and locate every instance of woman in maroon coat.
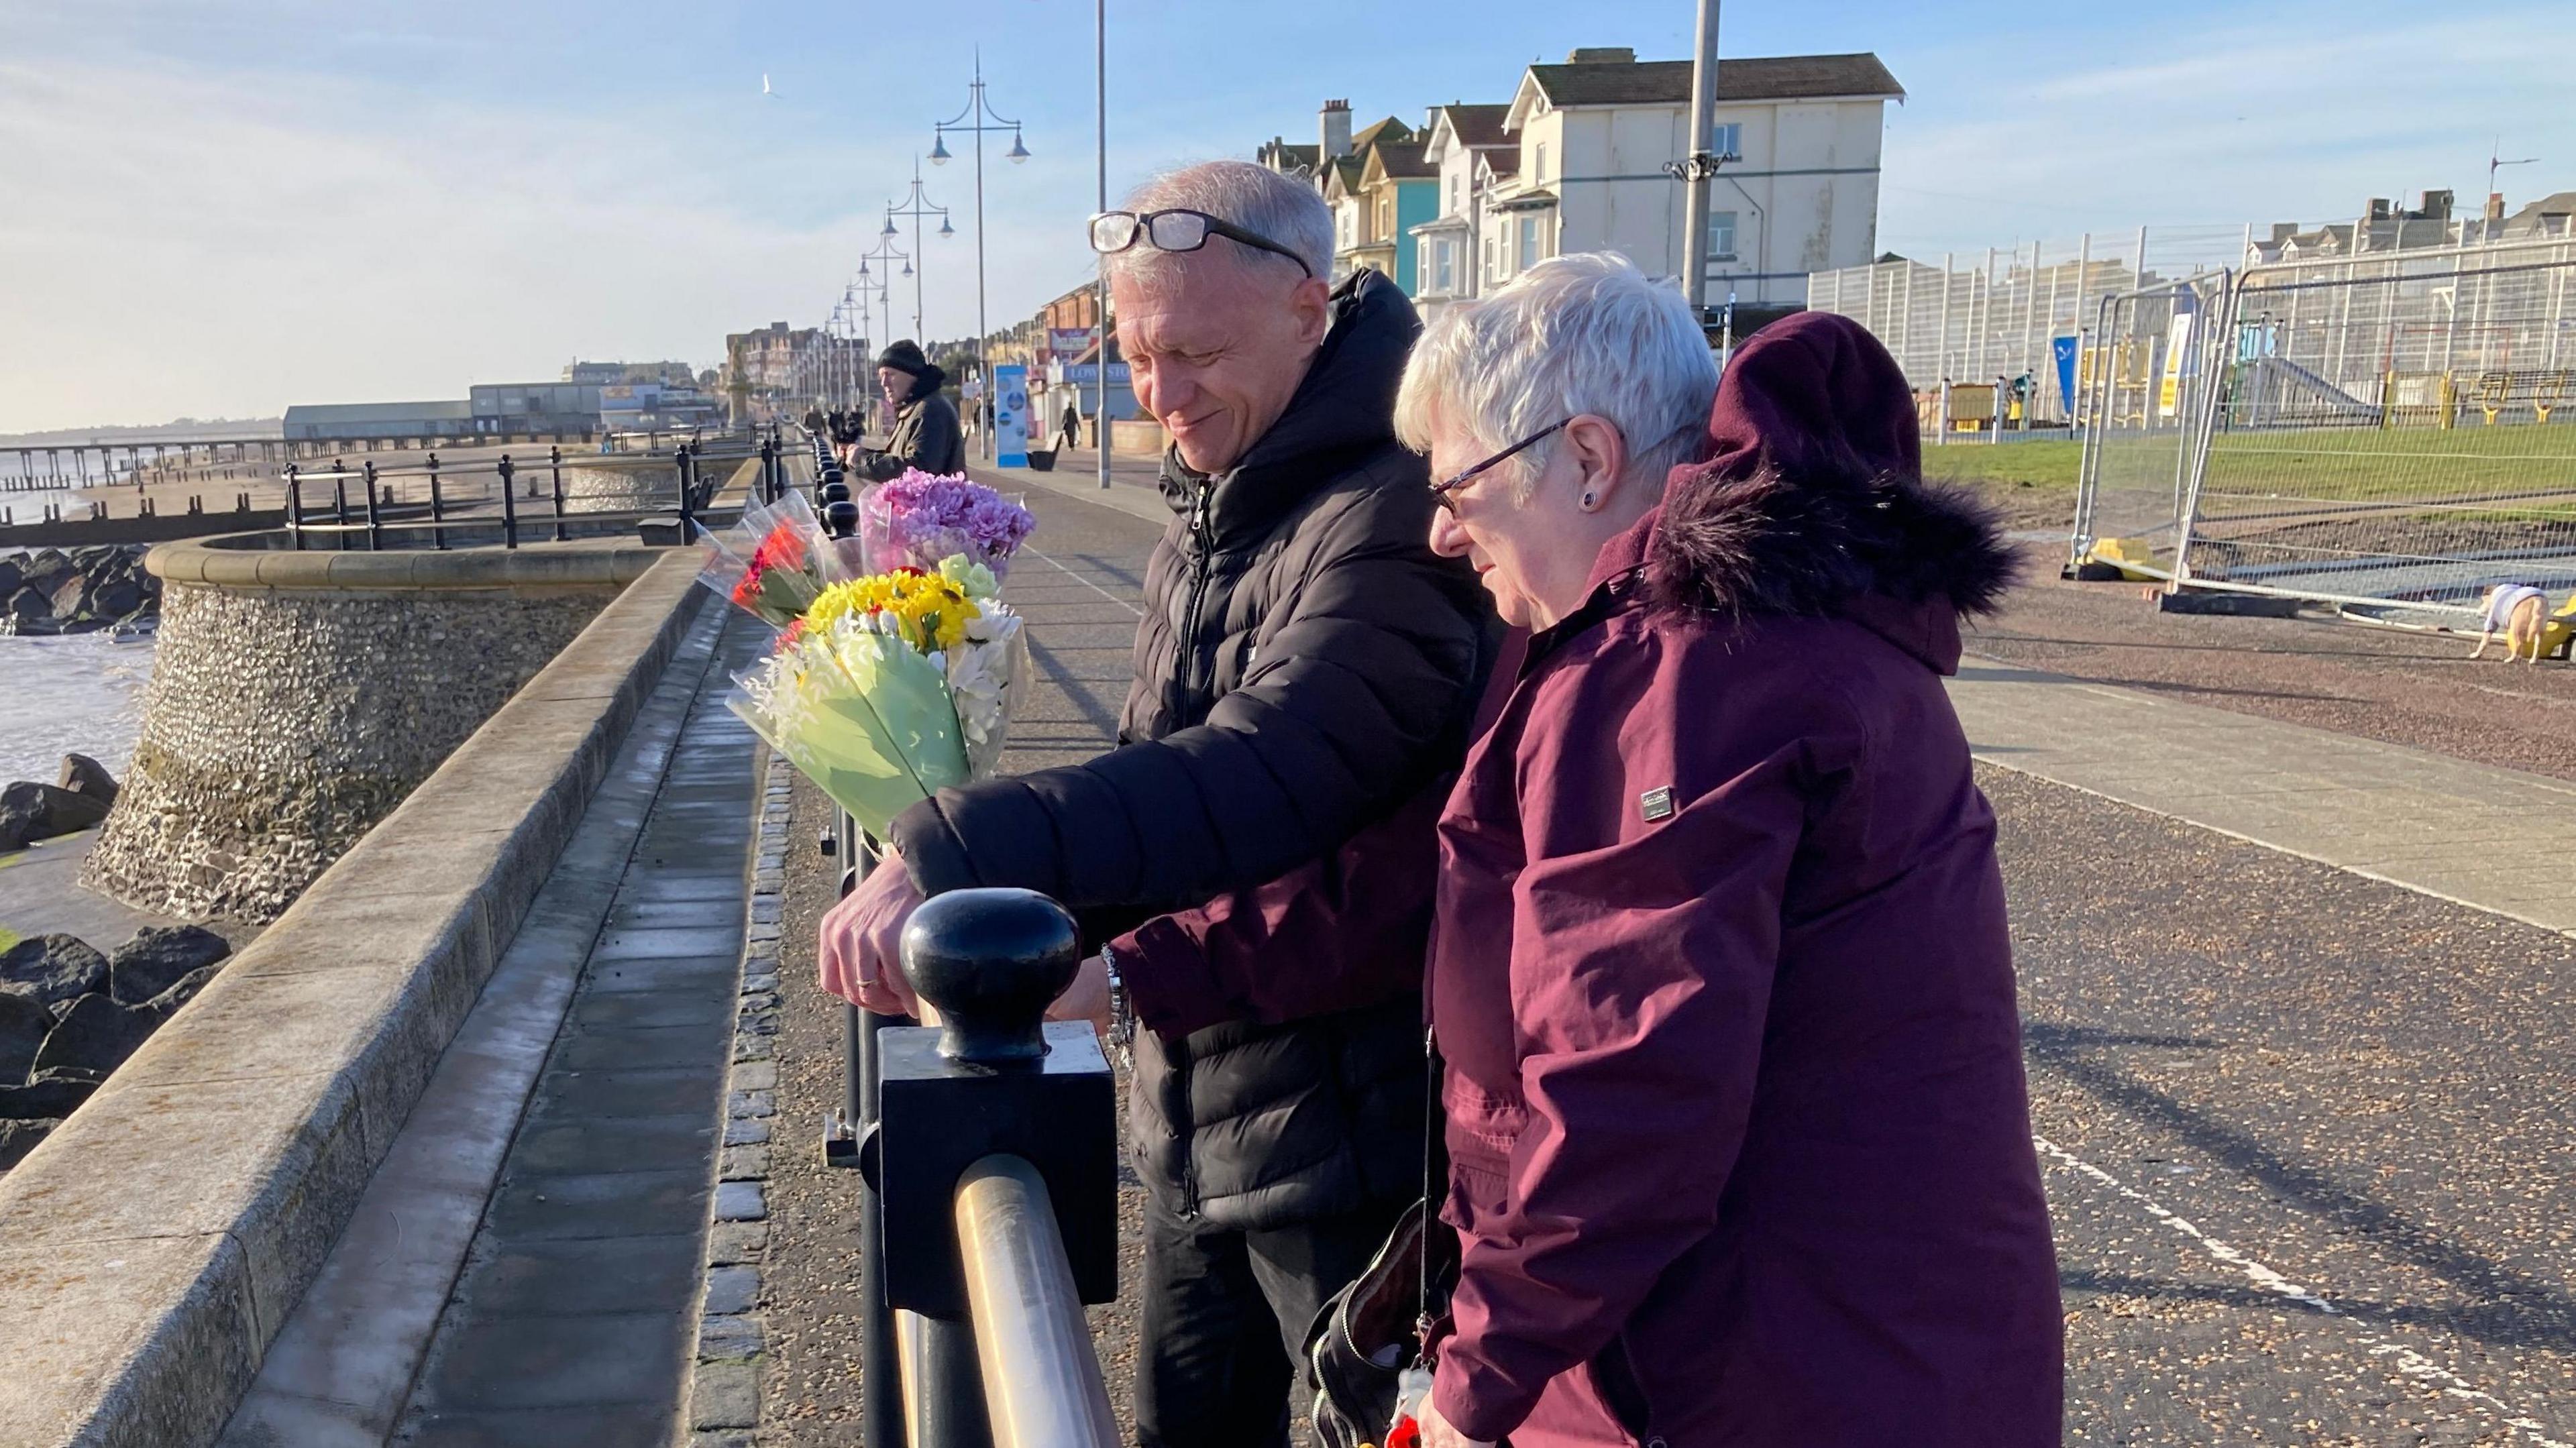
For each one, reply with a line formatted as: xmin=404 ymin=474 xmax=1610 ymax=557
xmin=1399 ymin=256 xmax=2061 ymax=1447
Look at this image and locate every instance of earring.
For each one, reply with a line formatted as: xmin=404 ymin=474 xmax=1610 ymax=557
xmin=1580 ymin=492 xmax=1596 ymax=510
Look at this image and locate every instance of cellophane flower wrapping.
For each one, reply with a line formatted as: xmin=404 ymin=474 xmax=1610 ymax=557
xmin=697 ymin=491 xmax=849 ymax=629
xmin=727 ymin=554 xmax=1027 ymax=838
xmin=857 ymin=469 xmax=1037 ymax=583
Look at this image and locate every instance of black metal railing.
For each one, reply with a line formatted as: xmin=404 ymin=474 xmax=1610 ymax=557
xmin=278 ymin=425 xmax=792 ymax=551
xmin=823 ymin=797 xmax=1120 ymax=1448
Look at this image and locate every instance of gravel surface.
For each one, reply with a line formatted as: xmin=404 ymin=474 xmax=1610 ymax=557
xmin=1970 ymin=548 xmax=2576 ymax=784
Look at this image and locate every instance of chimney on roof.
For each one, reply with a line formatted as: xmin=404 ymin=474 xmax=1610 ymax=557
xmin=2365 ymin=198 xmax=2392 ymax=222
xmin=1564 ymin=46 xmax=1636 ymax=64
xmin=2418 ymin=188 xmax=2454 ymax=220
xmin=2487 ymin=191 xmax=2508 ymax=223
xmin=1321 ymin=99 xmax=1352 ymax=160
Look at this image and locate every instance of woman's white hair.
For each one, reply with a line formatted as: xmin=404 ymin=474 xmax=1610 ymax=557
xmin=1104 ymin=160 xmax=1333 ymax=291
xmin=1396 ymin=252 xmax=1717 ymax=501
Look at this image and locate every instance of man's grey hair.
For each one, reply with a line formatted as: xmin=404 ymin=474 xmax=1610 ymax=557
xmin=1104 ymin=160 xmax=1333 ymax=290
xmin=1396 ymin=252 xmax=1717 ymax=502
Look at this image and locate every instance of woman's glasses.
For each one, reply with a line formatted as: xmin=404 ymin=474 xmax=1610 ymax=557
xmin=1429 ymin=419 xmax=1570 ymax=514
xmin=1089 ymin=209 xmax=1315 ymax=278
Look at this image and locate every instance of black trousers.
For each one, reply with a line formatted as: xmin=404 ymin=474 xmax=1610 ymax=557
xmin=1134 ymin=1191 xmax=1401 ymax=1448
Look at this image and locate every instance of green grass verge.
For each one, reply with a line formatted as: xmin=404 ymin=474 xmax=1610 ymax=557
xmin=1919 ymin=440 xmax=2083 ymax=492
xmin=0 ymin=927 xmax=19 ymax=956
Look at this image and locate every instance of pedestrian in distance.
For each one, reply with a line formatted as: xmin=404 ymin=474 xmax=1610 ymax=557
xmin=1395 ymin=260 xmax=2062 ymax=1447
xmin=818 ymin=158 xmax=1496 ymax=1448
xmin=856 ymin=339 xmax=964 ymax=480
xmin=1058 ymin=398 xmax=1082 ymax=453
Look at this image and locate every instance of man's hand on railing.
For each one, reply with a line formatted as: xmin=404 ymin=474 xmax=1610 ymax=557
xmin=819 ymin=848 xmax=925 ymax=1016
xmin=1042 ymin=953 xmax=1112 ymax=1031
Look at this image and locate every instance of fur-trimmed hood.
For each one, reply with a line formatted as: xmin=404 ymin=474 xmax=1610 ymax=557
xmin=1646 ymin=311 xmax=2018 ymax=661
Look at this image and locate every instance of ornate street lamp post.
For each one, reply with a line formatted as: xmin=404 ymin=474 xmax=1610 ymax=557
xmin=885 ymin=156 xmax=953 ymax=344
xmin=932 ymin=51 xmax=1030 ymax=461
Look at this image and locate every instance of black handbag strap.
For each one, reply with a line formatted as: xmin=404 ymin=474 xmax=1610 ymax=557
xmin=1418 ymin=1025 xmax=1452 ymax=1341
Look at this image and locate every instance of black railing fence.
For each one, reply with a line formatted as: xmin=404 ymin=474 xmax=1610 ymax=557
xmin=280 ymin=426 xmax=792 ymax=551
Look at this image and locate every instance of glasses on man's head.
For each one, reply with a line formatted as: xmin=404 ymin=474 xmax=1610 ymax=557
xmin=1429 ymin=419 xmax=1570 ymax=514
xmin=1089 ymin=209 xmax=1315 ymax=278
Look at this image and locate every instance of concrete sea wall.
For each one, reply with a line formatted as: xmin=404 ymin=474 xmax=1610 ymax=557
xmin=83 ymin=541 xmax=661 ymax=923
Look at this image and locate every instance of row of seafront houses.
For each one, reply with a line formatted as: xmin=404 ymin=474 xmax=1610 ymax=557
xmin=1257 ymin=46 xmax=1903 ymax=321
xmin=965 ymin=46 xmax=1907 ymax=437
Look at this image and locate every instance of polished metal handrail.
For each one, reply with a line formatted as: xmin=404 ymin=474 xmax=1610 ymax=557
xmin=954 ymin=1156 xmax=1120 ymax=1448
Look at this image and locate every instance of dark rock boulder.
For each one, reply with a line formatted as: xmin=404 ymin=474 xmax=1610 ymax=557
xmin=0 ymin=1076 xmax=97 ymax=1120
xmin=90 ymin=576 xmax=144 ymax=621
xmin=0 ymin=1117 xmax=56 ymax=1170
xmin=0 ymin=934 xmax=110 ymax=1011
xmin=58 ymin=753 xmax=119 ymax=806
xmin=15 ymin=549 xmax=72 ymax=595
xmin=0 ymin=989 xmax=50 ymax=1082
xmin=143 ymin=963 xmax=223 ymax=1019
xmin=3 ymin=586 xmax=52 ymax=633
xmin=46 ymin=571 xmax=89 ymax=620
xmin=32 ymin=993 xmax=158 ymax=1078
xmin=107 ymin=926 xmax=231 ymax=1007
xmin=1 ymin=781 xmax=111 ymax=838
xmin=0 ymin=555 xmax=19 ymax=596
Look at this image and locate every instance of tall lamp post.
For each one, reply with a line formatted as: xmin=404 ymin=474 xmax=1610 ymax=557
xmin=932 ymin=50 xmax=1030 ymax=461
xmin=1095 ymin=0 xmax=1110 ymax=492
xmin=884 ymin=157 xmax=953 ymax=342
xmin=857 ymin=239 xmax=913 ymax=432
xmin=1666 ymin=0 xmax=1724 ymax=323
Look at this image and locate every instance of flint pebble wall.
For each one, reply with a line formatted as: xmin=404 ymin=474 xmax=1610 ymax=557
xmin=82 ymin=541 xmax=660 ymax=923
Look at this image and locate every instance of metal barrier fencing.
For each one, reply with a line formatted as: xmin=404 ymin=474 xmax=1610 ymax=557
xmin=2068 ymin=272 xmax=2237 ymax=579
xmin=2177 ymin=238 xmax=2576 ymax=621
xmin=1809 ymin=228 xmax=2255 ymax=425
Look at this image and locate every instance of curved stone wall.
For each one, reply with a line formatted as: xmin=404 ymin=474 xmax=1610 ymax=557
xmin=81 ymin=541 xmax=661 ymax=922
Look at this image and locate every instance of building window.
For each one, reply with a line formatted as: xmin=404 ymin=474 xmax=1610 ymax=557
xmin=1434 ymin=238 xmax=1456 ymax=292
xmin=1534 ymin=142 xmax=1548 ymax=181
xmin=1483 ymin=236 xmax=1494 ymax=282
xmin=1519 ymin=215 xmax=1542 ymax=270
xmin=1708 ymin=210 xmax=1738 ymax=262
xmin=1450 ymin=174 xmax=1462 ymax=214
xmin=1711 ymin=123 xmax=1742 ymax=160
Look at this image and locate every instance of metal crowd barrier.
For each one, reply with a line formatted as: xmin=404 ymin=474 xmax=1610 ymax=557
xmin=819 ymin=774 xmax=1118 ymax=1441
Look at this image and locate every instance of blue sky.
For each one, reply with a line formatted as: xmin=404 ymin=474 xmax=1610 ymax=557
xmin=2 ymin=0 xmax=2570 ymax=433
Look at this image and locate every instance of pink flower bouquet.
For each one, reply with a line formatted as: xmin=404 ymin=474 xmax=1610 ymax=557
xmin=857 ymin=469 xmax=1037 ymax=582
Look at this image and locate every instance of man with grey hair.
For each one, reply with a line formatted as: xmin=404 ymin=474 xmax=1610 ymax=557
xmin=819 ymin=159 xmax=1496 ymax=1444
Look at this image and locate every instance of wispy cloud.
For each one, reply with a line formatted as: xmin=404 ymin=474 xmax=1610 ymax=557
xmin=1876 ymin=7 xmax=2575 ymax=257
xmin=0 ymin=48 xmax=1102 ymax=431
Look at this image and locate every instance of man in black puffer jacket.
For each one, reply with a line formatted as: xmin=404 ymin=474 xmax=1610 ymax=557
xmin=821 ymin=160 xmax=1494 ymax=1446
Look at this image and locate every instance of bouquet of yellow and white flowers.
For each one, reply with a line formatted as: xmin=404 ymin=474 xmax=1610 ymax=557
xmin=727 ymin=554 xmax=1027 ymax=836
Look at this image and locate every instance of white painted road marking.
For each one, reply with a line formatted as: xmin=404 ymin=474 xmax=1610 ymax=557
xmin=1026 ymin=545 xmax=1145 ymax=618
xmin=2035 ymin=1134 xmax=2572 ymax=1448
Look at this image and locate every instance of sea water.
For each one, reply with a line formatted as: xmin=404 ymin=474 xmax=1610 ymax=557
xmin=0 ymin=630 xmax=156 ymax=787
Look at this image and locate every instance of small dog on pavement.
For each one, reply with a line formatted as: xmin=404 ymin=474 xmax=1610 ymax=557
xmin=2472 ymin=584 xmax=2549 ymax=663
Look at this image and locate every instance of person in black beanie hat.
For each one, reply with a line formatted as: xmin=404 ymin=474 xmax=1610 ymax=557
xmin=859 ymin=339 xmax=964 ymax=479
